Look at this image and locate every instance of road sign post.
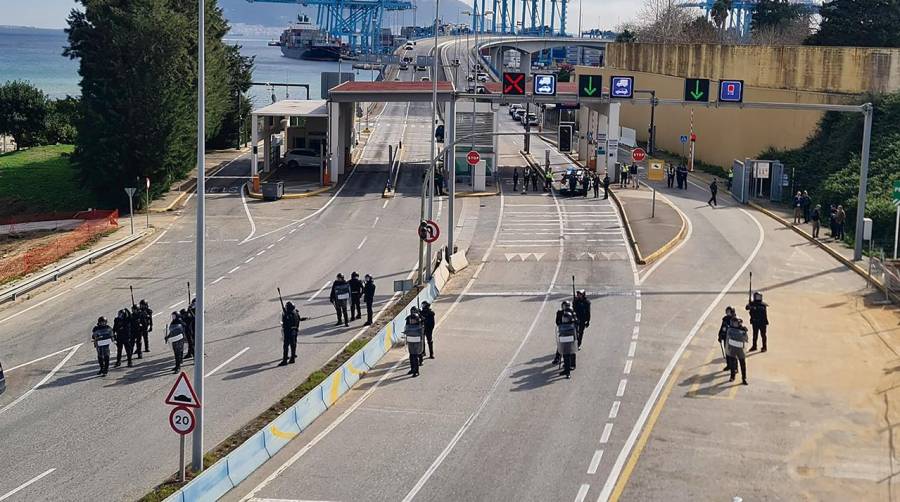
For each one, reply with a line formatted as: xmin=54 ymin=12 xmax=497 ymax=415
xmin=169 ymin=406 xmax=195 ymax=481
xmin=145 ymin=178 xmax=150 ymax=229
xmin=124 ymin=187 xmax=136 ymax=235
xmin=418 ymin=220 xmax=440 ymax=243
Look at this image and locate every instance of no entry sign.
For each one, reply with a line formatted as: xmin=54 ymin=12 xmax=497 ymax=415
xmin=466 ymin=150 xmax=481 ymax=166
xmin=631 ymin=148 xmax=647 ymax=162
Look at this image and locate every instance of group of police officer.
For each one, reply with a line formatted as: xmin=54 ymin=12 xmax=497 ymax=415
xmin=553 ymin=290 xmax=592 ymax=379
xmin=91 ymin=298 xmax=197 ymax=377
xmin=717 ymin=291 xmax=770 ymax=385
xmin=403 ymin=302 xmax=436 ymax=377
xmin=329 ymin=272 xmax=377 ymax=327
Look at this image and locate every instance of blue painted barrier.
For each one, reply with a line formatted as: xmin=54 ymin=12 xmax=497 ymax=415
xmin=179 ymin=459 xmax=232 ymax=502
xmin=320 ymin=365 xmax=350 ymax=407
xmin=342 ymin=350 xmax=369 ymax=388
xmin=263 ymin=407 xmax=301 ymax=457
xmin=294 ymin=392 xmax=328 ymax=431
xmin=226 ymin=431 xmax=270 ymax=486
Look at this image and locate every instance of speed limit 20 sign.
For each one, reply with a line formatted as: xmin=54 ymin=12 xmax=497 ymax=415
xmin=169 ymin=406 xmax=195 ymax=435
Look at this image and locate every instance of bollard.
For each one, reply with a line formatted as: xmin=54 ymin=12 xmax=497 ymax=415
xmin=651 ymin=188 xmax=656 ymax=218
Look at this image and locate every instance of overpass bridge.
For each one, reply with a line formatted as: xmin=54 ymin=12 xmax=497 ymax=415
xmin=475 ymin=36 xmax=611 ymax=75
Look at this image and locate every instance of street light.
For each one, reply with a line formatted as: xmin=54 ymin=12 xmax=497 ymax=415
xmin=192 ymin=0 xmax=207 ymax=472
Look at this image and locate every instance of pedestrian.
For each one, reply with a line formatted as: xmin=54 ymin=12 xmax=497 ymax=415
xmin=363 ymin=274 xmax=376 ymax=326
xmin=677 ymin=164 xmax=688 ymax=189
xmin=603 ymin=173 xmax=610 ymax=200
xmin=554 ymin=301 xmax=578 ymax=378
xmin=544 ymin=168 xmax=553 ymax=191
xmin=330 ymin=273 xmax=351 ymax=327
xmin=629 ymin=163 xmax=639 ymax=189
xmin=91 ymin=316 xmax=113 ymax=377
xmin=620 ymin=166 xmax=628 ymax=188
xmin=801 ymin=190 xmax=811 ymax=223
xmin=513 ymin=167 xmax=519 ymax=191
xmin=568 ymin=172 xmax=578 ymax=195
xmin=592 ymin=173 xmax=600 ymax=198
xmin=836 ymin=205 xmax=846 ymax=240
xmin=581 ymin=173 xmax=590 ymax=197
xmin=279 ymin=302 xmax=306 ymax=366
xmin=573 ymin=290 xmax=591 ymax=350
xmin=349 ymin=271 xmax=364 ymax=320
xmin=746 ymin=291 xmax=769 ymax=352
xmin=164 ymin=312 xmax=186 ymax=374
xmin=666 ymin=163 xmax=675 ymax=188
xmin=708 ymin=178 xmax=718 ymax=207
xmin=404 ymin=307 xmax=424 ymax=377
xmin=421 ymin=301 xmax=436 ymax=359
xmin=522 ymin=167 xmax=530 ymax=194
xmin=727 ymin=168 xmax=734 ymax=192
xmin=811 ymin=204 xmax=821 ymax=238
xmin=112 ymin=309 xmax=133 ymax=368
xmin=828 ymin=203 xmax=837 ymax=238
xmin=180 ymin=308 xmax=194 ymax=359
xmin=725 ymin=316 xmax=749 ymax=385
xmin=792 ymin=191 xmax=803 ymax=224
xmin=532 ymin=168 xmax=539 ymax=191
xmin=435 ymin=170 xmax=445 ymax=196
xmin=130 ymin=304 xmax=146 ymax=359
xmin=718 ymin=306 xmax=736 ymax=372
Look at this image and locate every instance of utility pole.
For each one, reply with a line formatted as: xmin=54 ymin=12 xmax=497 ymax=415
xmin=426 ymin=0 xmax=440 ymax=282
xmin=853 ymin=103 xmax=873 ymax=262
xmin=192 ymin=0 xmax=206 ymax=473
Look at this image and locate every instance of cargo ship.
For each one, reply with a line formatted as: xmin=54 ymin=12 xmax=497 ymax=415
xmin=279 ymin=15 xmax=343 ymax=62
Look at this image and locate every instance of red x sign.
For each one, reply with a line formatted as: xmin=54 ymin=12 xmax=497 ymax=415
xmin=503 ymin=72 xmax=526 ymax=96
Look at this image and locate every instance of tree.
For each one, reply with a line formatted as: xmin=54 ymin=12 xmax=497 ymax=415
xmin=710 ymin=0 xmax=732 ymax=32
xmin=635 ymin=0 xmax=696 ymax=43
xmin=750 ymin=0 xmax=811 ymax=44
xmin=45 ymin=97 xmax=80 ymax=145
xmin=806 ymin=0 xmax=900 ymax=47
xmin=615 ymin=29 xmax=636 ymax=43
xmin=0 ymin=81 xmax=49 ymax=150
xmin=684 ymin=15 xmax=719 ymax=43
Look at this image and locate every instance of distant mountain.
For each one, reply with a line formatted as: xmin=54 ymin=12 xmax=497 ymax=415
xmin=219 ymin=0 xmax=472 ymax=30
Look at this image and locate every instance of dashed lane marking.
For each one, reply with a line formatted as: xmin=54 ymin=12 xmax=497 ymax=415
xmin=600 ymin=423 xmax=613 ymax=444
xmin=609 ymin=401 xmax=620 ymax=419
xmin=0 ymin=468 xmax=56 ymax=502
xmin=616 ymin=379 xmax=628 ymax=397
xmin=588 ymin=450 xmax=605 ymax=475
xmin=357 ymin=236 xmax=368 ymax=250
xmin=308 ymin=281 xmax=331 ymax=302
xmin=229 ymin=266 xmax=241 ymax=274
xmin=575 ymin=484 xmax=590 ymax=502
xmin=623 ymin=360 xmax=633 ymax=375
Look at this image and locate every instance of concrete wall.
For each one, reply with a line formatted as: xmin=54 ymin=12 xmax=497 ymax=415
xmin=578 ymin=43 xmax=896 ymax=168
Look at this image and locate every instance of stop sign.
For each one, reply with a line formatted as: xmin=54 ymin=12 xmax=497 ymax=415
xmin=466 ymin=150 xmax=481 ymax=166
xmin=631 ymin=148 xmax=647 ymax=162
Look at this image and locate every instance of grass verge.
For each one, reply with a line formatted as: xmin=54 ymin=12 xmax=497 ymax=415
xmin=0 ymin=145 xmax=97 ymax=218
xmin=140 ymin=286 xmax=423 ymax=501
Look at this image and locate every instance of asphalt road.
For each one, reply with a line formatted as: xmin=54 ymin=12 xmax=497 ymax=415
xmin=0 ymin=51 xmax=457 ymax=500
xmin=219 ymin=37 xmax=773 ymax=502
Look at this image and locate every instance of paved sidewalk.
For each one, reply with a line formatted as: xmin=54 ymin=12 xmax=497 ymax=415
xmin=613 ymin=185 xmax=683 ymax=263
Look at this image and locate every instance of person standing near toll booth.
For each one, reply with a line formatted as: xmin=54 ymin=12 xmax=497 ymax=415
xmin=603 ymin=173 xmax=610 ymax=199
xmin=513 ymin=167 xmax=519 ymax=191
xmin=746 ymin=291 xmax=769 ymax=352
xmin=421 ymin=301 xmax=436 ymax=359
xmin=573 ymin=290 xmax=591 ymax=350
xmin=523 ymin=167 xmax=531 ymax=194
xmin=666 ymin=163 xmax=675 ymax=188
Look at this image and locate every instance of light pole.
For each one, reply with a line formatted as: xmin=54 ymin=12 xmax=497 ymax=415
xmin=424 ymin=0 xmax=440 ymax=283
xmin=192 ymin=0 xmax=207 ymax=473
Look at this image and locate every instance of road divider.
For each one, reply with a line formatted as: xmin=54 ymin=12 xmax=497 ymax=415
xmin=162 ymin=257 xmax=461 ymax=502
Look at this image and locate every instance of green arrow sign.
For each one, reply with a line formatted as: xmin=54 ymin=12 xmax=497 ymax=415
xmin=893 ymin=180 xmax=900 ymax=204
xmin=684 ymin=78 xmax=710 ymax=103
xmin=579 ymin=74 xmax=601 ymax=98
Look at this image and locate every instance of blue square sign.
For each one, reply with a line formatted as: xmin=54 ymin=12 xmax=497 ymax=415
xmin=719 ymin=80 xmax=744 ymax=103
xmin=610 ymin=76 xmax=634 ymax=99
xmin=533 ymin=74 xmax=557 ymax=96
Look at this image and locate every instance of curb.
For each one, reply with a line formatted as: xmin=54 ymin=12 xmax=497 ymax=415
xmin=748 ymin=200 xmax=897 ymax=302
xmin=247 ymin=183 xmax=334 ymax=200
xmin=608 ymin=189 xmax=646 ymax=265
xmin=639 ymin=192 xmax=687 ymax=266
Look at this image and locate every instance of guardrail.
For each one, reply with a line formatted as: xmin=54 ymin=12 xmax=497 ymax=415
xmin=0 ymin=230 xmax=146 ymax=304
xmin=163 ymin=256 xmax=461 ymax=502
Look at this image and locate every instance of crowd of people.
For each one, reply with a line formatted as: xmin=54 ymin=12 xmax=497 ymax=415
xmin=793 ymin=191 xmax=847 ymax=241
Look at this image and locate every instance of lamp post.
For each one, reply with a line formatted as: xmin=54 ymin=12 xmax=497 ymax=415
xmin=192 ymin=0 xmax=207 ymax=472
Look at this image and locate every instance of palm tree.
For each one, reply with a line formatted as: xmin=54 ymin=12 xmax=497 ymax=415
xmin=710 ymin=0 xmax=732 ymax=32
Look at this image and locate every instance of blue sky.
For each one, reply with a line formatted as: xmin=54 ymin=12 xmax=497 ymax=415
xmin=0 ymin=0 xmax=637 ymax=30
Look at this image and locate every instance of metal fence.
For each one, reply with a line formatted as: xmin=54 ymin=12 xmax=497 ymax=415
xmin=0 ymin=210 xmax=119 ymax=284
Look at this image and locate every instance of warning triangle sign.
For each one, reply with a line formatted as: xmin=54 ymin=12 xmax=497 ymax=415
xmin=165 ymin=372 xmax=201 ymax=408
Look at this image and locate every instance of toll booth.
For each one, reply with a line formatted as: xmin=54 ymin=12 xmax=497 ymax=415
xmin=456 ymin=102 xmax=498 ymax=190
xmin=732 ymin=159 xmax=786 ymax=203
xmin=577 ymin=101 xmax=622 ymax=175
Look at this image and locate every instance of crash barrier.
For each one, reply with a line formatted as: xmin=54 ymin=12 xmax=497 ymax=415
xmin=0 ymin=210 xmax=119 ymax=284
xmin=164 ymin=260 xmax=453 ymax=502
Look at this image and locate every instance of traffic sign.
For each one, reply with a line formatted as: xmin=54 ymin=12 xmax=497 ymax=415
xmin=418 ymin=220 xmax=440 ymax=243
xmin=610 ymin=76 xmax=634 ymax=99
xmin=466 ymin=150 xmax=481 ymax=166
xmin=578 ymin=74 xmax=601 ymax=98
xmin=124 ymin=187 xmax=136 ymax=198
xmin=502 ymin=72 xmax=526 ymax=95
xmin=679 ymin=135 xmax=689 ymax=144
xmin=169 ymin=406 xmax=195 ymax=435
xmin=719 ymin=80 xmax=744 ymax=103
xmin=145 ymin=177 xmax=150 ymax=189
xmin=632 ymin=148 xmax=647 ymax=162
xmin=690 ymin=132 xmax=697 ymax=142
xmin=893 ymin=180 xmax=900 ymax=205
xmin=165 ymin=372 xmax=201 ymax=408
xmin=684 ymin=78 xmax=710 ymax=102
xmin=533 ymin=74 xmax=557 ymax=96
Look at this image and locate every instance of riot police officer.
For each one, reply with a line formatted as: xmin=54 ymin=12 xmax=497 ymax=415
xmin=138 ymin=299 xmax=153 ymax=351
xmin=573 ymin=290 xmax=591 ymax=350
xmin=92 ymin=317 xmax=113 ymax=377
xmin=746 ymin=291 xmax=769 ymax=352
xmin=363 ymin=274 xmax=376 ymax=326
xmin=718 ymin=306 xmax=736 ymax=372
xmin=330 ymin=273 xmax=351 ymax=327
xmin=349 ymin=272 xmax=364 ymax=321
xmin=555 ymin=301 xmax=578 ymax=378
xmin=180 ymin=308 xmax=195 ymax=359
xmin=130 ymin=304 xmax=146 ymax=359
xmin=725 ymin=316 xmax=749 ymax=385
xmin=421 ymin=301 xmax=436 ymax=359
xmin=404 ymin=307 xmax=424 ymax=377
xmin=164 ymin=312 xmax=185 ymax=374
xmin=113 ymin=309 xmax=133 ymax=368
xmin=280 ymin=302 xmax=306 ymax=366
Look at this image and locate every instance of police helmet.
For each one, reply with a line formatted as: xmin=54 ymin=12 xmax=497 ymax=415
xmin=561 ymin=300 xmax=571 ymax=309
xmin=753 ymin=291 xmax=763 ymax=301
xmin=577 ymin=289 xmax=586 ymax=296
xmin=285 ymin=301 xmax=295 ymax=311
xmin=139 ymin=299 xmax=148 ymax=307
xmin=98 ymin=316 xmax=108 ymax=325
xmin=410 ymin=306 xmax=420 ymax=314
xmin=365 ymin=274 xmax=373 ymax=281
xmin=171 ymin=311 xmax=180 ymax=320
xmin=351 ymin=271 xmax=359 ymax=278
xmin=725 ymin=306 xmax=735 ymax=315
xmin=421 ymin=301 xmax=430 ymax=308
xmin=336 ymin=273 xmax=345 ymax=280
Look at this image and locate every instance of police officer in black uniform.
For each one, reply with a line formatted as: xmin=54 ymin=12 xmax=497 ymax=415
xmin=363 ymin=274 xmax=376 ymax=326
xmin=179 ymin=308 xmax=195 ymax=359
xmin=349 ymin=272 xmax=364 ymax=321
xmin=404 ymin=307 xmax=424 ymax=377
xmin=280 ymin=302 xmax=307 ymax=366
xmin=92 ymin=316 xmax=113 ymax=376
xmin=330 ymin=273 xmax=351 ymax=327
xmin=603 ymin=173 xmax=611 ymax=199
xmin=718 ymin=306 xmax=736 ymax=372
xmin=421 ymin=301 xmax=436 ymax=359
xmin=138 ymin=299 xmax=153 ymax=351
xmin=746 ymin=291 xmax=769 ymax=352
xmin=555 ymin=301 xmax=578 ymax=378
xmin=130 ymin=304 xmax=146 ymax=359
xmin=573 ymin=290 xmax=591 ymax=350
xmin=113 ymin=308 xmax=133 ymax=368
xmin=164 ymin=312 xmax=186 ymax=374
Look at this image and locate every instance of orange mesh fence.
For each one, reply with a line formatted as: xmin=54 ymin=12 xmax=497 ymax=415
xmin=0 ymin=210 xmax=119 ymax=284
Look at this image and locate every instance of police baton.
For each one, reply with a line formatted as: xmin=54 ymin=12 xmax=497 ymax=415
xmin=748 ymin=271 xmax=753 ymax=303
xmin=277 ymin=287 xmax=286 ymax=312
xmin=187 ymin=282 xmax=192 ymax=305
xmin=572 ymin=276 xmax=576 ymax=303
xmin=129 ymin=285 xmax=135 ymax=307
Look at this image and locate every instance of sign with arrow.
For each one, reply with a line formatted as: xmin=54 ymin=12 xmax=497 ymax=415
xmin=684 ymin=78 xmax=710 ymax=103
xmin=502 ymin=72 xmax=526 ymax=96
xmin=893 ymin=180 xmax=900 ymax=205
xmin=578 ymin=74 xmax=602 ymax=98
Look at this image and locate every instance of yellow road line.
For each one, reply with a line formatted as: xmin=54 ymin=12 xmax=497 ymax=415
xmin=610 ymin=365 xmax=684 ymax=502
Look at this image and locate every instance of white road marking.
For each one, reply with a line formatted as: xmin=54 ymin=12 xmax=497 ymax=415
xmin=0 ymin=290 xmax=68 ymax=325
xmin=609 ymin=401 xmax=620 ymax=420
xmin=616 ymin=379 xmax=628 ymax=397
xmin=229 ymin=266 xmax=241 ymax=274
xmin=245 ymin=257 xmax=254 ymax=264
xmin=277 ymin=236 xmax=286 ymax=242
xmin=635 ymin=299 xmax=642 ymax=311
xmin=634 ymin=312 xmax=641 ymax=322
xmin=239 ymin=186 xmax=258 ymax=244
xmin=383 ymin=199 xmax=390 ymax=209
xmin=167 ymin=301 xmax=183 ymax=310
xmin=598 ymin=209 xmax=766 ymax=502
xmin=372 ymin=216 xmax=380 ymax=228
xmin=267 ymin=244 xmax=275 ymax=250
xmin=588 ymin=450 xmax=605 ymax=475
xmin=600 ymin=423 xmax=613 ymax=444
xmin=632 ymin=326 xmax=639 ymax=339
xmin=176 ymin=240 xmax=192 ymax=244
xmin=205 ymin=347 xmax=249 ymax=377
xmin=211 ymin=276 xmax=225 ymax=285
xmin=624 ymin=359 xmax=633 ymax=375
xmin=0 ymin=344 xmax=81 ymax=418
xmin=308 ymin=281 xmax=331 ymax=302
xmin=257 ymin=250 xmax=266 ymax=256
xmin=289 ymin=228 xmax=298 ymax=234
xmin=575 ymin=484 xmax=591 ymax=502
xmin=0 ymin=468 xmax=56 ymax=501
xmin=627 ymin=342 xmax=636 ymax=358
xmin=4 ymin=344 xmax=81 ymax=374
xmin=635 ymin=291 xmax=641 ymax=299
xmin=357 ymin=236 xmax=368 ymax=250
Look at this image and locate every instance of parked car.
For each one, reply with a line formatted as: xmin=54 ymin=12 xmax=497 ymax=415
xmin=513 ymin=108 xmax=526 ymax=121
xmin=523 ymin=113 xmax=539 ymax=127
xmin=509 ymin=104 xmax=524 ymax=117
xmin=282 ymin=148 xmax=321 ymax=168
